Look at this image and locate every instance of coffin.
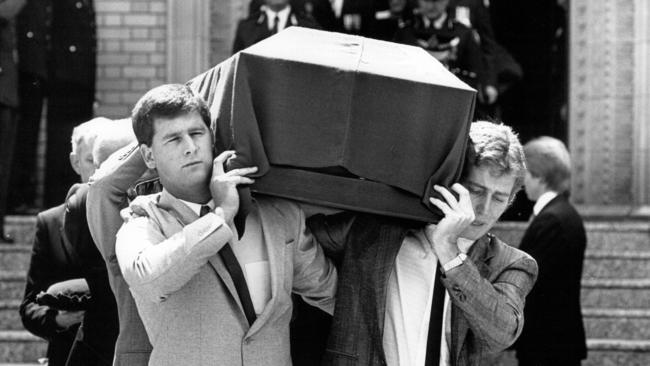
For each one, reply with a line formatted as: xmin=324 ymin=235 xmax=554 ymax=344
xmin=189 ymin=27 xmax=475 ymax=222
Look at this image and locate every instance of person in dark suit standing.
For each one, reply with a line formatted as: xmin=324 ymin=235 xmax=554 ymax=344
xmin=20 ymin=118 xmax=106 ymax=366
xmin=10 ymin=0 xmax=96 ymax=210
xmin=233 ymin=0 xmax=320 ymax=53
xmin=0 ymin=0 xmax=24 ymax=242
xmin=514 ymin=136 xmax=587 ymax=366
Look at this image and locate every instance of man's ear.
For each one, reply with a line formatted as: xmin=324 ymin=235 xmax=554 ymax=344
xmin=70 ymin=152 xmax=81 ymax=175
xmin=140 ymin=144 xmax=156 ymax=169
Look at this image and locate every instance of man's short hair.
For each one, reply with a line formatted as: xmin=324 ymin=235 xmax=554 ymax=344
xmin=70 ymin=117 xmax=112 ymax=154
xmin=93 ymin=118 xmax=136 ymax=167
xmin=524 ymin=136 xmax=571 ymax=194
xmin=131 ymin=84 xmax=211 ymax=146
xmin=463 ymin=121 xmax=527 ymax=199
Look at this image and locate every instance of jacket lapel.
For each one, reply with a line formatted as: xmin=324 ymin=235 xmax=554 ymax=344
xmin=245 ymin=205 xmax=283 ymax=336
xmin=360 ymin=221 xmax=408 ymax=361
xmin=157 ymin=191 xmax=245 ymax=324
xmin=451 ymin=234 xmax=494 ymax=363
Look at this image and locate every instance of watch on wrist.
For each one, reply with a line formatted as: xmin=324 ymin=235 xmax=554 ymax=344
xmin=442 ymin=253 xmax=467 ymax=273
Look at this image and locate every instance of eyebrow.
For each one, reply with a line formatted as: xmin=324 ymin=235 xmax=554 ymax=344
xmin=465 ymin=181 xmax=510 ymax=198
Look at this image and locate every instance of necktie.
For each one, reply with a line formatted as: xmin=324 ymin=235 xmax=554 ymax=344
xmin=424 ymin=263 xmax=446 ymax=366
xmin=272 ymin=15 xmax=280 ymax=33
xmin=200 ymin=205 xmax=257 ymax=326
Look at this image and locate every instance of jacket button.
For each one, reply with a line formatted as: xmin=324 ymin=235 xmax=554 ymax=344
xmin=76 ymin=1 xmax=83 ymax=8
xmin=0 ymin=67 xmax=4 ymax=74
xmin=26 ymin=31 xmax=34 ymax=38
xmin=69 ymin=45 xmax=77 ymax=52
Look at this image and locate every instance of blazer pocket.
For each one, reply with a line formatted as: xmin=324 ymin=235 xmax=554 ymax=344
xmin=325 ymin=348 xmax=358 ymax=360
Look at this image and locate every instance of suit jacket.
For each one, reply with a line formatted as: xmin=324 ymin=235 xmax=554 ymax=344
xmin=86 ymin=143 xmax=153 ymax=366
xmin=19 ymin=204 xmax=80 ymax=366
xmin=232 ymin=8 xmax=320 ymax=53
xmin=16 ymin=0 xmax=96 ymax=88
xmin=514 ymin=194 xmax=587 ymax=361
xmin=114 ymin=190 xmax=337 ymax=366
xmin=0 ymin=0 xmax=23 ymax=107
xmin=63 ymin=184 xmax=119 ymax=366
xmin=308 ymin=213 xmax=538 ymax=366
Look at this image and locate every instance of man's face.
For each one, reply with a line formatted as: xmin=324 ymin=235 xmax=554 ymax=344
xmin=389 ymin=0 xmax=407 ymax=13
xmin=523 ymin=171 xmax=544 ymax=202
xmin=70 ymin=138 xmax=96 ymax=183
xmin=460 ymin=165 xmax=516 ymax=241
xmin=141 ymin=112 xmax=213 ymax=198
xmin=418 ymin=0 xmax=448 ymax=20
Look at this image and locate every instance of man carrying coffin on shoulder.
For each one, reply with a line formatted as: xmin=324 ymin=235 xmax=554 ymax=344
xmin=310 ymin=121 xmax=538 ymax=366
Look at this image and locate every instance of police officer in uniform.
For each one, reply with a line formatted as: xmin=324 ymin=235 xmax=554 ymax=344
xmin=0 ymin=0 xmax=25 ymax=242
xmin=234 ymin=0 xmax=320 ymax=54
xmin=366 ymin=0 xmax=414 ymax=41
xmin=11 ymin=0 xmax=96 ymax=210
xmin=395 ymin=0 xmax=484 ymax=90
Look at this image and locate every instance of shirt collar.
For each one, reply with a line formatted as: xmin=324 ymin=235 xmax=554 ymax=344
xmin=533 ymin=191 xmax=558 ymax=216
xmin=433 ymin=12 xmax=448 ymax=29
xmin=264 ymin=5 xmax=292 ymax=31
xmin=164 ymin=188 xmax=215 ymax=216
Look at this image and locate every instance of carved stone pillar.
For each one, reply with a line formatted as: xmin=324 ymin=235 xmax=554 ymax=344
xmin=166 ymin=0 xmax=211 ymax=83
xmin=569 ymin=0 xmax=650 ymax=213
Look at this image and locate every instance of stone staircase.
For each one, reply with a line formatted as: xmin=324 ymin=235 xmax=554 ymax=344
xmin=1 ymin=216 xmax=649 ymax=365
xmin=491 ymin=221 xmax=650 ymax=366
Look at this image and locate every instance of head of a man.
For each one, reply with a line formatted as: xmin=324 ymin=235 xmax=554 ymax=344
xmin=418 ymin=0 xmax=449 ymax=21
xmin=264 ymin=0 xmax=290 ymax=12
xmin=523 ymin=136 xmax=571 ymax=202
xmin=92 ymin=118 xmax=137 ymax=169
xmin=70 ymin=117 xmax=112 ymax=183
xmin=459 ymin=121 xmax=526 ymax=240
xmin=132 ymin=84 xmax=213 ymax=203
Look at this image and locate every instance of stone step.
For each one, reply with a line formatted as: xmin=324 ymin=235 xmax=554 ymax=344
xmin=0 ymin=272 xmax=25 ymax=302
xmin=581 ymin=278 xmax=650 ymax=308
xmin=492 ymin=221 xmax=650 ymax=252
xmin=2 ymin=217 xmax=36 ymax=246
xmin=583 ymin=251 xmax=650 ymax=279
xmin=0 ymin=245 xmax=31 ymax=273
xmin=0 ymin=331 xmax=46 ymax=364
xmin=0 ymin=300 xmax=22 ymax=331
xmin=583 ymin=308 xmax=650 ymax=340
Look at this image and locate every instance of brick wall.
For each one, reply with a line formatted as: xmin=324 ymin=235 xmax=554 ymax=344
xmin=94 ymin=0 xmax=168 ymax=119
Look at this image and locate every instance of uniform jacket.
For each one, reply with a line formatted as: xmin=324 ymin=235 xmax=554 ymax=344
xmin=233 ymin=8 xmax=320 ymax=53
xmin=63 ymin=184 xmax=119 ymax=365
xmin=394 ymin=15 xmax=484 ymax=89
xmin=308 ymin=213 xmax=538 ymax=366
xmin=16 ymin=0 xmax=96 ymax=88
xmin=19 ymin=204 xmax=80 ymax=366
xmin=514 ymin=194 xmax=587 ymax=361
xmin=87 ymin=144 xmax=153 ymax=366
xmin=114 ymin=190 xmax=337 ymax=366
xmin=0 ymin=0 xmax=23 ymax=107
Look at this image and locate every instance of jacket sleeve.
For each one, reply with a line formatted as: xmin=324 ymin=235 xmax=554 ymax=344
xmin=441 ymin=250 xmax=538 ymax=352
xmin=306 ymin=211 xmax=357 ymax=260
xmin=86 ymin=143 xmax=147 ymax=277
xmin=19 ymin=214 xmax=61 ymax=341
xmin=115 ymin=211 xmax=233 ymax=303
xmin=291 ymin=207 xmax=338 ymax=315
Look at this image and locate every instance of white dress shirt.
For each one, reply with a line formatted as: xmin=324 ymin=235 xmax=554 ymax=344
xmin=264 ymin=5 xmax=291 ymax=32
xmin=383 ymin=229 xmax=474 ymax=366
xmin=533 ymin=191 xmax=558 ymax=216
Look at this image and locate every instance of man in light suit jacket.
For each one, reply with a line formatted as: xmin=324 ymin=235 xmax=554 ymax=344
xmin=111 ymin=84 xmax=337 ymax=366
xmin=309 ymin=121 xmax=538 ymax=366
xmin=514 ymin=136 xmax=587 ymax=366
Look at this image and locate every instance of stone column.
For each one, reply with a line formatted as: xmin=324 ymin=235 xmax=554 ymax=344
xmin=570 ymin=0 xmax=650 ymax=214
xmin=166 ymin=0 xmax=211 ymax=83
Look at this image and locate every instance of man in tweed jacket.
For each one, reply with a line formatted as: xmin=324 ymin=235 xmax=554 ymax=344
xmin=310 ymin=121 xmax=538 ymax=366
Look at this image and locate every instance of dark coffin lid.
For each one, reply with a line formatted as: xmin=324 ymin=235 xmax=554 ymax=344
xmin=189 ymin=27 xmax=476 ymax=222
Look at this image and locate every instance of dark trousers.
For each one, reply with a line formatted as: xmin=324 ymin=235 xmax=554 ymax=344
xmin=518 ymin=355 xmax=582 ymax=366
xmin=10 ymin=72 xmax=94 ymax=209
xmin=0 ymin=105 xmax=17 ymax=232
